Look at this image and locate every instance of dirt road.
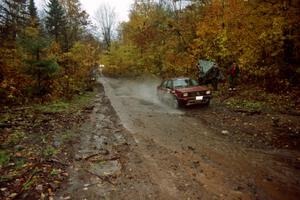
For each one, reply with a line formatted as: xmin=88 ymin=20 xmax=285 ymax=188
xmin=59 ymin=77 xmax=300 ymax=200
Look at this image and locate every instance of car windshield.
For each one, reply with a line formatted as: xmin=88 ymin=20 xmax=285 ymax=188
xmin=173 ymin=79 xmax=199 ymax=88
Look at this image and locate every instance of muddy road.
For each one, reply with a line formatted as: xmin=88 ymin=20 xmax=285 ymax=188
xmin=101 ymin=77 xmax=300 ymax=200
xmin=59 ymin=77 xmax=300 ymax=200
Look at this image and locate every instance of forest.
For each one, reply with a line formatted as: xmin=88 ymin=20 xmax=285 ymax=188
xmin=0 ymin=0 xmax=100 ymax=106
xmin=103 ymin=0 xmax=300 ymax=92
xmin=1 ymin=0 xmax=300 ymax=107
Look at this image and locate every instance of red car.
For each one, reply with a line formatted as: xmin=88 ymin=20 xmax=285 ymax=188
xmin=157 ymin=77 xmax=212 ymax=108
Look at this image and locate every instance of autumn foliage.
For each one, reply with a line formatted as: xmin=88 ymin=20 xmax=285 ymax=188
xmin=1 ymin=0 xmax=299 ymax=107
xmin=103 ymin=0 xmax=300 ymax=91
xmin=0 ymin=0 xmax=100 ymax=106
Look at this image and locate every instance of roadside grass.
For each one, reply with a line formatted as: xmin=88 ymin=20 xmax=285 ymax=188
xmin=213 ymin=84 xmax=298 ymax=113
xmin=225 ymin=98 xmax=268 ymax=112
xmin=33 ymin=91 xmax=96 ymax=113
xmin=15 ymin=158 xmax=26 ymax=169
xmin=0 ymin=113 xmax=10 ymax=123
xmin=59 ymin=130 xmax=74 ymax=143
xmin=52 ymin=130 xmax=75 ymax=150
xmin=0 ymin=150 xmax=10 ymax=167
xmin=3 ymin=131 xmax=27 ymax=147
xmin=42 ymin=145 xmax=60 ymax=158
xmin=22 ymin=177 xmax=36 ymax=190
xmin=50 ymin=168 xmax=62 ymax=176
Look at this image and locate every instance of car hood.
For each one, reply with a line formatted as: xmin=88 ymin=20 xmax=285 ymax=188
xmin=175 ymin=86 xmax=209 ymax=93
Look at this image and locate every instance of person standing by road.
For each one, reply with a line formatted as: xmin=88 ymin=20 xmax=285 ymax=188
xmin=228 ymin=62 xmax=240 ymax=90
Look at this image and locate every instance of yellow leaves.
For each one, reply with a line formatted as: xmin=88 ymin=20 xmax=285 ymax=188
xmin=66 ymin=42 xmax=98 ymax=66
xmin=48 ymin=41 xmax=62 ymax=57
xmin=0 ymin=79 xmax=9 ymax=89
xmin=272 ymin=17 xmax=285 ymax=33
xmin=55 ymin=41 xmax=100 ymax=96
xmin=101 ymin=0 xmax=300 ymax=91
xmin=192 ymin=0 xmax=295 ymax=87
xmin=24 ymin=27 xmax=39 ymax=38
xmin=0 ymin=79 xmax=19 ymax=101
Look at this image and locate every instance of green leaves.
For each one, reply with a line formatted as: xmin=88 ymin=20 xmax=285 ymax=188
xmin=45 ymin=0 xmax=67 ymax=43
xmin=18 ymin=26 xmax=60 ymax=96
xmin=0 ymin=150 xmax=11 ymax=167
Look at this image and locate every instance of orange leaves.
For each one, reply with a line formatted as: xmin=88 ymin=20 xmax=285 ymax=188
xmin=56 ymin=41 xmax=100 ymax=97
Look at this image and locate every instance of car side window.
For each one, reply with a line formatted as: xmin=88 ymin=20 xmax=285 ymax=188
xmin=161 ymin=81 xmax=168 ymax=88
xmin=166 ymin=80 xmax=173 ymax=89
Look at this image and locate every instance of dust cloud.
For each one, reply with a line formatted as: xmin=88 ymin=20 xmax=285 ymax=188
xmin=110 ymin=76 xmax=160 ymax=102
xmin=103 ymin=76 xmax=180 ymax=113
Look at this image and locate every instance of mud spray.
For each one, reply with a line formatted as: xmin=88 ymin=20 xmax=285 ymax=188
xmin=102 ymin=76 xmax=182 ymax=114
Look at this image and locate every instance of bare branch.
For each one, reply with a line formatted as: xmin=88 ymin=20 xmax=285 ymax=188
xmin=94 ymin=3 xmax=117 ymax=49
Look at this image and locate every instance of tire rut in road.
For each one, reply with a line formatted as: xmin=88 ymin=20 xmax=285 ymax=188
xmin=100 ymin=78 xmax=300 ymax=200
xmin=56 ymin=85 xmax=160 ymax=199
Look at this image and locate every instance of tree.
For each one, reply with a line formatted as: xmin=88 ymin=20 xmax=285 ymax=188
xmin=18 ymin=27 xmax=59 ymax=96
xmin=0 ymin=0 xmax=28 ymax=41
xmin=45 ymin=0 xmax=67 ymax=43
xmin=28 ymin=0 xmax=37 ymax=19
xmin=58 ymin=0 xmax=89 ymax=49
xmin=0 ymin=0 xmax=101 ymax=104
xmin=105 ymin=0 xmax=196 ymax=77
xmin=94 ymin=3 xmax=116 ymax=49
xmin=28 ymin=0 xmax=39 ymax=28
xmin=0 ymin=0 xmax=29 ymax=103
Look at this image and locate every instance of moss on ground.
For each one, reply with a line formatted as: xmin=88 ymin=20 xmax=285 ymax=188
xmin=33 ymin=91 xmax=96 ymax=113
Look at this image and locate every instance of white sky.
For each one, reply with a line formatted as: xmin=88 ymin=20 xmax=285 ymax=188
xmin=36 ymin=0 xmax=134 ymax=23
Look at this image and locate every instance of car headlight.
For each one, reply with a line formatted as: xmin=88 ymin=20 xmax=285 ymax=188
xmin=183 ymin=92 xmax=189 ymax=97
xmin=206 ymin=90 xmax=211 ymax=95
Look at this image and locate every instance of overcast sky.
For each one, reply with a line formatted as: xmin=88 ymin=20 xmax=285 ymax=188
xmin=36 ymin=0 xmax=134 ymax=23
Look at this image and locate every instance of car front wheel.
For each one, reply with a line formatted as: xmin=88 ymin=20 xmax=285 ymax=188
xmin=172 ymin=97 xmax=184 ymax=109
xmin=173 ymin=98 xmax=179 ymax=108
xmin=204 ymin=100 xmax=210 ymax=106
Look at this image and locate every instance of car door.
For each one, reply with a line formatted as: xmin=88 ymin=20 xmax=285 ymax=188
xmin=157 ymin=80 xmax=168 ymax=100
xmin=165 ymin=80 xmax=174 ymax=101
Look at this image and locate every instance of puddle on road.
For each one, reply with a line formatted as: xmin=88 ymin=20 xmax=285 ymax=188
xmin=89 ymin=160 xmax=122 ymax=177
xmin=139 ymin=99 xmax=156 ymax=106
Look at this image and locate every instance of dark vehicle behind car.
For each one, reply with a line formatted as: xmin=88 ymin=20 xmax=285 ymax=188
xmin=157 ymin=77 xmax=212 ymax=108
xmin=198 ymin=59 xmax=224 ymax=90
